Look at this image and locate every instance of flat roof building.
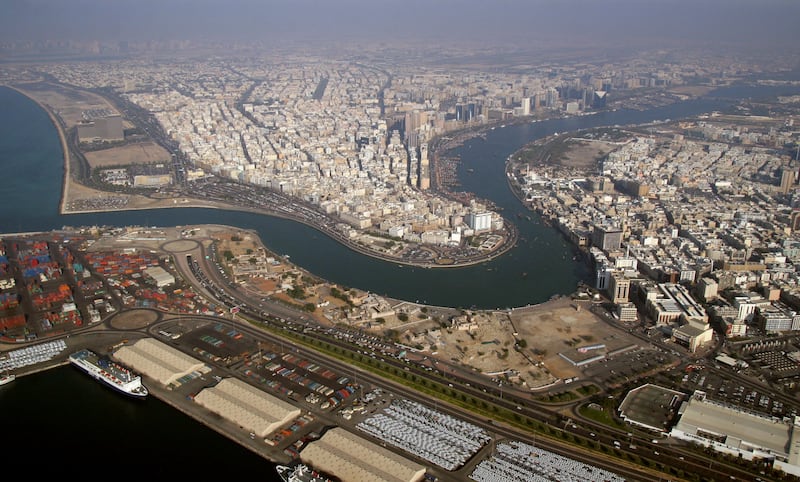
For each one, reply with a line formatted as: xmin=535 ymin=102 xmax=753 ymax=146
xmin=144 ymin=266 xmax=175 ymax=287
xmin=671 ymin=391 xmax=800 ymax=477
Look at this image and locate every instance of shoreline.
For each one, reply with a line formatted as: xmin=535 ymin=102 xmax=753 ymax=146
xmin=9 ymin=82 xmax=517 ymax=270
xmin=4 ymin=348 xmax=292 ymax=468
xmin=5 ymin=85 xmax=72 ymax=216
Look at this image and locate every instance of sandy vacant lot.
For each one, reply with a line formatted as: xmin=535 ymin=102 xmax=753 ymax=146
xmin=510 ymin=298 xmax=639 ymax=381
xmin=16 ymin=84 xmax=118 ymax=128
xmin=375 ymin=295 xmax=643 ymax=391
xmin=84 ymin=141 xmax=171 ymax=168
xmin=558 ymin=139 xmax=618 ymax=169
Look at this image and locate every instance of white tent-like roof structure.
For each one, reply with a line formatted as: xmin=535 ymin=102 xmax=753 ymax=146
xmin=300 ymin=427 xmax=426 ymax=482
xmin=114 ymin=337 xmax=208 ymax=387
xmin=194 ymin=377 xmax=301 ymax=438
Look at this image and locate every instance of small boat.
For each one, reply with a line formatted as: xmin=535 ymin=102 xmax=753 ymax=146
xmin=276 ymin=463 xmax=335 ymax=482
xmin=0 ymin=373 xmax=15 ymax=386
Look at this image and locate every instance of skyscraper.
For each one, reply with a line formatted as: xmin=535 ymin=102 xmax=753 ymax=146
xmin=781 ymin=168 xmax=796 ymax=195
xmin=521 ymin=97 xmax=530 ymax=116
xmin=466 ymin=103 xmax=476 ymax=122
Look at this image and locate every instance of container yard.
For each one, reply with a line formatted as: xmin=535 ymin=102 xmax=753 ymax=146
xmin=0 ymin=229 xmax=219 ymax=341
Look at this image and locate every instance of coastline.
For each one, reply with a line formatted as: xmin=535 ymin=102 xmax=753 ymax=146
xmin=9 ymin=82 xmax=518 ymax=270
xmin=4 ymin=85 xmax=72 ymax=216
xmin=3 ymin=343 xmax=292 ymax=468
xmin=0 ymin=324 xmax=292 ymax=464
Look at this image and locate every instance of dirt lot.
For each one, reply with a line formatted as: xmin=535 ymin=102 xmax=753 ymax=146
xmin=369 ymin=295 xmax=645 ymax=391
xmin=510 ymin=298 xmax=641 ymax=380
xmin=207 ymin=226 xmax=637 ymax=390
xmin=16 ymin=83 xmax=117 ymax=128
xmin=557 ymin=138 xmax=618 ymax=169
xmin=208 ymin=226 xmax=647 ymax=391
xmin=513 ymin=135 xmax=620 ymax=171
xmin=84 ymin=141 xmax=171 ymax=168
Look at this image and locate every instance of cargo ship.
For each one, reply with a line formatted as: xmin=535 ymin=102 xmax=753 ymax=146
xmin=69 ymin=349 xmax=148 ymax=398
xmin=275 ymin=463 xmax=335 ymax=482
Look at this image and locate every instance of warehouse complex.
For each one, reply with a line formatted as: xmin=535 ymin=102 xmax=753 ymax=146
xmin=114 ymin=338 xmax=301 ymax=438
xmin=194 ymin=378 xmax=301 ymax=438
xmin=300 ymin=427 xmax=427 ymax=482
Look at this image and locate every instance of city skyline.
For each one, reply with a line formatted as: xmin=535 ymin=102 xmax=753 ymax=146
xmin=4 ymin=1 xmax=800 ymax=480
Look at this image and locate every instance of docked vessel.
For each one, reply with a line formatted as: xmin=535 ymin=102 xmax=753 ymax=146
xmin=69 ymin=349 xmax=148 ymax=398
xmin=0 ymin=373 xmax=15 ymax=386
xmin=275 ymin=463 xmax=335 ymax=482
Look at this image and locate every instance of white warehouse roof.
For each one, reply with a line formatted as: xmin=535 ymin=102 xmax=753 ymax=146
xmin=300 ymin=427 xmax=426 ymax=482
xmin=114 ymin=337 xmax=208 ymax=386
xmin=144 ymin=266 xmax=175 ymax=287
xmin=194 ymin=378 xmax=301 ymax=438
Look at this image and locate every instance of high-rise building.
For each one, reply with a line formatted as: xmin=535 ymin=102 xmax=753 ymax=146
xmin=595 ymin=265 xmax=613 ymax=290
xmin=545 ymin=88 xmax=559 ymax=108
xmin=466 ymin=212 xmax=492 ymax=232
xmin=592 ymin=225 xmax=623 ymax=252
xmin=792 ymin=210 xmax=800 ymax=232
xmin=455 ymin=104 xmax=464 ymax=122
xmin=466 ymin=103 xmax=476 ymax=122
xmin=781 ymin=168 xmax=796 ymax=195
xmin=609 ymin=273 xmax=630 ymax=304
xmin=521 ymin=97 xmax=531 ymax=116
xmin=593 ymin=91 xmax=608 ymax=109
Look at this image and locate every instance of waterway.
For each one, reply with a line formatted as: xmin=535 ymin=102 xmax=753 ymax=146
xmin=0 ymin=365 xmax=282 ymax=479
xmin=4 ymin=84 xmax=800 ymax=309
xmin=2 ymin=79 xmax=800 ymax=477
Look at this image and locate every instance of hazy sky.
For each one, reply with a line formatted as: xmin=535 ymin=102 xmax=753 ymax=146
xmin=3 ymin=0 xmax=800 ymax=50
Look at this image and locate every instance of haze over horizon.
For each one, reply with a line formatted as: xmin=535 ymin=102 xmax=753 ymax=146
xmin=3 ymin=0 xmax=800 ymax=53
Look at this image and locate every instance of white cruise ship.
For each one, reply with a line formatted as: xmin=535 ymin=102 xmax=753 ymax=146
xmin=69 ymin=349 xmax=148 ymax=398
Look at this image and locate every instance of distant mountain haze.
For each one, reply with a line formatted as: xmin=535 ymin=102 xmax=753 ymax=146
xmin=3 ymin=0 xmax=798 ymax=50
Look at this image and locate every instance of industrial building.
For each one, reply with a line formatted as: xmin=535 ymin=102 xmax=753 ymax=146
xmin=618 ymin=384 xmax=685 ymax=432
xmin=114 ymin=338 xmax=301 ymax=439
xmin=144 ymin=266 xmax=175 ymax=287
xmin=670 ymin=391 xmax=800 ymax=477
xmin=300 ymin=427 xmax=427 ymax=482
xmin=194 ymin=378 xmax=301 ymax=438
xmin=113 ymin=337 xmax=209 ymax=386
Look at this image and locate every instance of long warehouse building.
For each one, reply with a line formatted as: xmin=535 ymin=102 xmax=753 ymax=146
xmin=113 ymin=337 xmax=300 ymax=439
xmin=114 ymin=337 xmax=209 ymax=386
xmin=194 ymin=377 xmax=301 ymax=438
xmin=300 ymin=427 xmax=427 ymax=482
